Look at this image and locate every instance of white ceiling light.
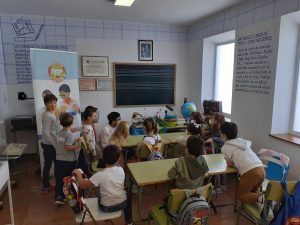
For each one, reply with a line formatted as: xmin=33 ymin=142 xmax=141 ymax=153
xmin=114 ymin=0 xmax=135 ymax=7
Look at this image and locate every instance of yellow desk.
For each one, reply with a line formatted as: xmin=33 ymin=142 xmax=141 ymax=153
xmin=203 ymin=154 xmax=237 ymax=175
xmin=123 ymin=135 xmax=145 ymax=148
xmin=160 ymin=132 xmax=187 ymax=143
xmin=127 ymin=154 xmax=237 ymax=220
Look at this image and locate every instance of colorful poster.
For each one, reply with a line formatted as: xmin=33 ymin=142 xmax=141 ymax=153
xmin=30 ymin=48 xmax=81 ymax=169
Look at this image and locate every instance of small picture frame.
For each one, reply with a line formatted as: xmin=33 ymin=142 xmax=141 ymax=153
xmin=81 ymin=56 xmax=109 ymax=77
xmin=79 ymin=79 xmax=96 ymax=91
xmin=97 ymin=78 xmax=112 ymax=91
xmin=138 ymin=40 xmax=153 ymax=61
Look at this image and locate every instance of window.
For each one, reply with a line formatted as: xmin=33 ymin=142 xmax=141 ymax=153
xmin=292 ymin=63 xmax=300 ymax=133
xmin=214 ymin=42 xmax=235 ymax=115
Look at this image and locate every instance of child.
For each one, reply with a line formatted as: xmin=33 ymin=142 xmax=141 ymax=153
xmin=221 ymin=122 xmax=265 ymax=204
xmin=202 ymin=112 xmax=225 ymax=143
xmin=73 ymin=145 xmax=135 ymax=225
xmin=100 ymin=112 xmax=121 ymax=149
xmin=109 ymin=121 xmax=130 ymax=167
xmin=142 ymin=117 xmax=161 ymax=144
xmin=55 ymin=113 xmax=82 ymax=204
xmin=168 ymin=135 xmax=209 ymax=189
xmin=176 ymin=122 xmax=202 ymax=146
xmin=190 ymin=111 xmax=204 ymax=125
xmin=41 ymin=93 xmax=60 ymax=193
xmin=78 ymin=106 xmax=98 ymax=174
xmin=109 ymin=121 xmax=129 ymax=146
xmin=203 ymin=112 xmax=226 ymax=193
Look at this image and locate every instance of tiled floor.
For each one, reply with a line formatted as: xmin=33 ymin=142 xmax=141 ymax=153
xmin=0 ymin=155 xmax=253 ymax=225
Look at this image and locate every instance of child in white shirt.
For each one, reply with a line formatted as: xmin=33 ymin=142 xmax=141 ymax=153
xmin=73 ymin=145 xmax=135 ymax=225
xmin=100 ymin=112 xmax=121 ymax=149
xmin=221 ymin=122 xmax=265 ymax=204
xmin=142 ymin=117 xmax=161 ymax=144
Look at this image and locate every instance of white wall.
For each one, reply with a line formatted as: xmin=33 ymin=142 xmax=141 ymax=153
xmin=77 ymin=39 xmax=188 ymax=127
xmin=188 ymin=15 xmax=300 ymax=179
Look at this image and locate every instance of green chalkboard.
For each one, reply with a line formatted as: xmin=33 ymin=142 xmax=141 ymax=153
xmin=114 ymin=63 xmax=176 ymax=106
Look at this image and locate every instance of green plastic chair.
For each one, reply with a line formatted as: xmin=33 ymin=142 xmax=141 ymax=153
xmin=137 ymin=142 xmax=164 ymax=161
xmin=148 ymin=183 xmax=213 ymax=225
xmin=81 ymin=138 xmax=102 ymax=174
xmin=236 ymin=181 xmax=297 ymax=225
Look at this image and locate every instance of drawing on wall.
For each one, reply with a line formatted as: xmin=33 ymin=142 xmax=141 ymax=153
xmin=12 ymin=18 xmax=44 ymax=42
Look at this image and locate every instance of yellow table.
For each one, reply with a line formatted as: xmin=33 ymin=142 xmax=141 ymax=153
xmin=161 ymin=132 xmax=187 ymax=143
xmin=123 ymin=132 xmax=187 ymax=148
xmin=123 ymin=135 xmax=145 ymax=148
xmin=122 ymin=132 xmax=188 ymax=162
xmin=127 ymin=154 xmax=237 ymax=220
xmin=203 ymin=154 xmax=237 ymax=175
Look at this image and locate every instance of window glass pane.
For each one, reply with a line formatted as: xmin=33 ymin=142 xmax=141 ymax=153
xmin=215 ymin=43 xmax=235 ymax=114
xmin=293 ymin=63 xmax=300 ymax=132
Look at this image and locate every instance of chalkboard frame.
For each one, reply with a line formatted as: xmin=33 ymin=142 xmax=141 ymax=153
xmin=113 ymin=63 xmax=176 ymax=107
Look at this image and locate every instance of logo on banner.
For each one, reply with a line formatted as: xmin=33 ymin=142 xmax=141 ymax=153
xmin=48 ymin=62 xmax=66 ymax=83
xmin=287 ymin=217 xmax=300 ymax=225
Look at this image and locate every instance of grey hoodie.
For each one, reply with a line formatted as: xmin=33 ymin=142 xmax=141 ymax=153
xmin=221 ymin=138 xmax=263 ymax=176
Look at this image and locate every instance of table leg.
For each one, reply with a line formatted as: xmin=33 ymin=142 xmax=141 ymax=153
xmin=137 ymin=185 xmax=143 ymax=222
xmin=7 ymin=179 xmax=15 ymax=225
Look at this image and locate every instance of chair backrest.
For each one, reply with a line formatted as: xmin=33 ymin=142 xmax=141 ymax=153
xmin=81 ymin=138 xmax=90 ymax=162
xmin=137 ymin=142 xmax=163 ymax=161
xmin=258 ymin=149 xmax=289 ymax=181
xmin=80 ymin=138 xmax=96 ymax=174
xmin=168 ymin=183 xmax=213 ymax=215
xmin=265 ymin=181 xmax=297 ymax=202
xmin=168 ymin=143 xmax=186 ymax=158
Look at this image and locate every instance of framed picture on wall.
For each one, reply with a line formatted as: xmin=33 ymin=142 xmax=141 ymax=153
xmin=138 ymin=40 xmax=153 ymax=61
xmin=79 ymin=79 xmax=96 ymax=91
xmin=81 ymin=56 xmax=109 ymax=77
xmin=97 ymin=78 xmax=112 ymax=91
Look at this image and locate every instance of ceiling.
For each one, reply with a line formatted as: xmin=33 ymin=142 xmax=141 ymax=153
xmin=0 ymin=0 xmax=246 ymax=26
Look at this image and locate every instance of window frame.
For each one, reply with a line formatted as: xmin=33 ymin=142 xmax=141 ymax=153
xmin=290 ymin=28 xmax=300 ymax=136
xmin=213 ymin=40 xmax=235 ymax=118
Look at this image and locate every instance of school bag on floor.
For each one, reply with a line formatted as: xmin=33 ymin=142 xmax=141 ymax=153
xmin=269 ymin=181 xmax=300 ymax=225
xmin=169 ymin=188 xmax=210 ymax=225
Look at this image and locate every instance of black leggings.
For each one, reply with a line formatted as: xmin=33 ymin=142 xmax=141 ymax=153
xmin=41 ymin=143 xmax=56 ymax=188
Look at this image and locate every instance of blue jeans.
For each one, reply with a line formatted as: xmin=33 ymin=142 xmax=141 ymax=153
xmin=98 ymin=193 xmax=132 ymax=223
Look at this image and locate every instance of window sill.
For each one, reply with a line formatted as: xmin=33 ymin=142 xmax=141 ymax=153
xmin=269 ymin=133 xmax=300 ymax=146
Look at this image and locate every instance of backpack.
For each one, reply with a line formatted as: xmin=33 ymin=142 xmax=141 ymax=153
xmin=143 ymin=135 xmax=163 ymax=161
xmin=63 ymin=175 xmax=85 ymax=214
xmin=170 ymin=188 xmax=210 ymax=225
xmin=148 ymin=151 xmax=164 ymax=160
xmin=269 ymin=181 xmax=300 ymax=225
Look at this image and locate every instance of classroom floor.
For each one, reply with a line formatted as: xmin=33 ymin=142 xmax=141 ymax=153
xmin=0 ymin=155 xmax=253 ymax=225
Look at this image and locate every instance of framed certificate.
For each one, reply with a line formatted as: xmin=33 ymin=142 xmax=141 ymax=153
xmin=97 ymin=78 xmax=112 ymax=91
xmin=79 ymin=79 xmax=96 ymax=91
xmin=81 ymin=56 xmax=109 ymax=77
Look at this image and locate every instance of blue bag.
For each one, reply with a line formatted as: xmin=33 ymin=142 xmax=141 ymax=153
xmin=270 ymin=181 xmax=300 ymax=225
